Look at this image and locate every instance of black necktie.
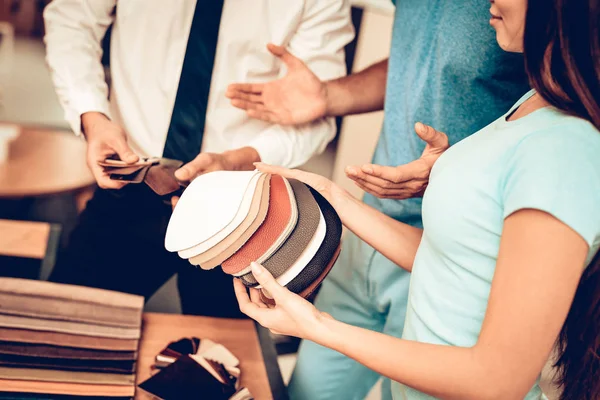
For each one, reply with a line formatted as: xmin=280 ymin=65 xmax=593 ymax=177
xmin=162 ymin=0 xmax=225 ymax=164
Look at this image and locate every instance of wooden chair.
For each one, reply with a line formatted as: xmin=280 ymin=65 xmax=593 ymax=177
xmin=0 ymin=219 xmax=61 ymax=280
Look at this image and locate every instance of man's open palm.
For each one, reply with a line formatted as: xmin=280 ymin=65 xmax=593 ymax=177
xmin=226 ymin=44 xmax=328 ymax=125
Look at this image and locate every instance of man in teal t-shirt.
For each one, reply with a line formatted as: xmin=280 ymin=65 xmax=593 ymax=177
xmin=227 ymin=1 xmax=529 ymax=398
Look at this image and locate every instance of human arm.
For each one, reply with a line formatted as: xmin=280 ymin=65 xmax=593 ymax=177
xmin=44 ymin=0 xmax=115 ymax=136
xmin=226 ymin=48 xmax=387 ymax=123
xmin=44 ymin=0 xmax=140 ymax=188
xmin=236 ymin=209 xmax=588 ymax=399
xmin=254 ymin=163 xmax=423 ymax=271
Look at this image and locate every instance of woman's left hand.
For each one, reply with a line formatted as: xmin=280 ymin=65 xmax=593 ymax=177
xmin=233 ymin=262 xmax=333 ymax=340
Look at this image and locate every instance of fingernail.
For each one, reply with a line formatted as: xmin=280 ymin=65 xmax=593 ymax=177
xmin=346 ymin=167 xmax=356 ymax=176
xmin=362 ymin=165 xmax=374 ymax=174
xmin=416 ymin=122 xmax=425 ymax=131
xmin=251 ymin=262 xmax=264 ymax=275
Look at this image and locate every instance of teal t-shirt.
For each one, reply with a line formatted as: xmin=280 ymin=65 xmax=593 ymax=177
xmin=368 ymin=0 xmax=529 ymax=227
xmin=396 ymin=91 xmax=600 ymax=399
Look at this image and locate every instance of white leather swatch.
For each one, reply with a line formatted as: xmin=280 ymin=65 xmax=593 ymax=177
xmin=256 ymin=208 xmax=326 ymax=289
xmin=165 ymin=170 xmax=260 ymax=252
xmin=177 ymin=172 xmax=264 ymax=258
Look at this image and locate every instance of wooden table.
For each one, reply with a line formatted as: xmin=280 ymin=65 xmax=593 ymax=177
xmin=0 ymin=126 xmax=94 ymax=198
xmin=136 ymin=313 xmax=287 ymax=400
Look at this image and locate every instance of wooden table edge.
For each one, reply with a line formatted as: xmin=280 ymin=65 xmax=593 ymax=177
xmin=254 ymin=322 xmax=288 ymax=400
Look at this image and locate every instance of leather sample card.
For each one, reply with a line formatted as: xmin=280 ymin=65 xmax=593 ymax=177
xmin=139 ymin=355 xmax=235 ymax=400
xmin=0 ymin=278 xmax=143 ymax=328
xmin=282 ymin=188 xmax=343 ymax=293
xmin=240 ymin=179 xmax=321 ymax=287
xmin=177 ymin=171 xmax=266 ymax=259
xmin=261 ymin=245 xmax=342 ymax=305
xmin=223 ymin=176 xmax=298 ymax=276
xmin=166 ymin=170 xmax=262 ymax=254
xmin=0 ymin=328 xmax=139 ymax=351
xmin=143 ymin=158 xmax=185 ymax=196
xmin=190 ymin=174 xmax=271 ymax=270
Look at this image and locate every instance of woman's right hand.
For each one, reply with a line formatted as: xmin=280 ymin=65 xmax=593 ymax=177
xmin=253 ymin=162 xmax=352 ymax=208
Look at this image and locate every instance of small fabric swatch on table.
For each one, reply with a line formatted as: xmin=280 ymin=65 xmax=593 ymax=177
xmin=190 ymin=174 xmax=271 ymax=270
xmin=240 ymin=179 xmax=321 ymax=287
xmin=139 ymin=355 xmax=235 ymax=400
xmin=166 ymin=170 xmax=261 ymax=253
xmin=223 ymin=175 xmax=297 ymax=275
xmin=0 ymin=328 xmax=139 ymax=351
xmin=0 ymin=341 xmax=135 ymax=360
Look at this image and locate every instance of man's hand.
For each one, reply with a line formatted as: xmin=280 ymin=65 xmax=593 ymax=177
xmin=174 ymin=147 xmax=260 ymax=183
xmin=346 ymin=123 xmax=449 ymax=199
xmin=82 ymin=112 xmax=139 ymax=189
xmin=225 ymin=43 xmax=328 ymax=125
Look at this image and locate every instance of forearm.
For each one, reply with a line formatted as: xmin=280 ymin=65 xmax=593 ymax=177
xmin=331 ymin=189 xmax=422 ymax=271
xmin=316 ymin=318 xmax=506 ymax=400
xmin=325 ymin=59 xmax=388 ymax=117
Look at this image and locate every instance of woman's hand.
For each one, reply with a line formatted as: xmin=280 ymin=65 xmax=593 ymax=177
xmin=253 ymin=162 xmax=352 ymax=208
xmin=345 ymin=122 xmax=449 ymax=199
xmin=233 ymin=262 xmax=333 ymax=340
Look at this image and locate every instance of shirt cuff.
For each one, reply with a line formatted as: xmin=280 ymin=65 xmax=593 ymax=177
xmin=248 ymin=134 xmax=291 ymax=167
xmin=66 ymin=92 xmax=112 ymax=136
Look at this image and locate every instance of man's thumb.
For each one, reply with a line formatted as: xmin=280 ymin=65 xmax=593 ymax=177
xmin=414 ymin=122 xmax=449 ymax=150
xmin=113 ymin=139 xmax=139 ymax=164
xmin=267 ymin=43 xmax=300 ymax=69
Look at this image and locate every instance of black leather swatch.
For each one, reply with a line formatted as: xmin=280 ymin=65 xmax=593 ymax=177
xmin=284 ymin=187 xmax=342 ymax=294
xmin=138 ymin=355 xmax=235 ymax=400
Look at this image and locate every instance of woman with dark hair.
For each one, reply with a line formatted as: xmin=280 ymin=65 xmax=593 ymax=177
xmin=234 ymin=0 xmax=600 ymax=398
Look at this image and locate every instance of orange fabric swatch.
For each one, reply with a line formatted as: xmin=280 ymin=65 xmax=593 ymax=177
xmin=222 ymin=176 xmax=292 ymax=275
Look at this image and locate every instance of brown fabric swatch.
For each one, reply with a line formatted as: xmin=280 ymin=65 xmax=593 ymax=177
xmin=189 ymin=174 xmax=271 ymax=270
xmin=222 ymin=176 xmax=296 ymax=275
xmin=0 ymin=356 xmax=135 ymax=374
xmin=240 ymin=179 xmax=321 ymax=286
xmin=0 ymin=293 xmax=141 ymax=329
xmin=0 ymin=327 xmax=139 ymax=351
xmin=0 ymin=314 xmax=141 ymax=340
xmin=0 ymin=379 xmax=134 ymax=397
xmin=0 ymin=341 xmax=135 ymax=360
xmin=0 ymin=366 xmax=135 ymax=385
xmin=0 ymin=278 xmax=144 ymax=310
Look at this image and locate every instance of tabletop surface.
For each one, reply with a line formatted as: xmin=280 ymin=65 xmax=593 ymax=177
xmin=136 ymin=313 xmax=275 ymax=400
xmin=0 ymin=126 xmax=94 ymax=198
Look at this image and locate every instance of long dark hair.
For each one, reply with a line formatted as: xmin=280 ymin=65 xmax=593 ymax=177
xmin=524 ymin=0 xmax=600 ymax=398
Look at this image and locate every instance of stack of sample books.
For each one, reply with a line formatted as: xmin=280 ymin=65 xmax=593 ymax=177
xmin=0 ymin=278 xmax=143 ymax=398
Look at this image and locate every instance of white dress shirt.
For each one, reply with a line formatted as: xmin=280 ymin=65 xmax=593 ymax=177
xmin=43 ymin=0 xmax=354 ymax=167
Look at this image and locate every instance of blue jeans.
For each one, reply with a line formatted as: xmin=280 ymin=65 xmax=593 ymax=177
xmin=288 ymin=231 xmax=412 ymax=400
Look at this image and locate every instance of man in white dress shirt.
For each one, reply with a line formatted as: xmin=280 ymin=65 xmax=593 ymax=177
xmin=43 ymin=0 xmax=353 ymax=317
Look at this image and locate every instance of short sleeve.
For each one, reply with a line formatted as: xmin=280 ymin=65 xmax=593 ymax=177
xmin=502 ymin=123 xmax=600 ymax=251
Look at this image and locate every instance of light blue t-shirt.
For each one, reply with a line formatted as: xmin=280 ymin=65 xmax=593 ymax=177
xmin=396 ymin=91 xmax=600 ymax=399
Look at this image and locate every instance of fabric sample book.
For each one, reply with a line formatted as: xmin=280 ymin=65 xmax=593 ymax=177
xmin=0 ymin=278 xmax=143 ymax=398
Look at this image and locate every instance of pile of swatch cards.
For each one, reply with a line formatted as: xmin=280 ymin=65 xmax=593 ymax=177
xmin=139 ymin=337 xmax=251 ymax=400
xmin=0 ymin=278 xmax=143 ymax=399
xmin=166 ymin=170 xmax=342 ymax=303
